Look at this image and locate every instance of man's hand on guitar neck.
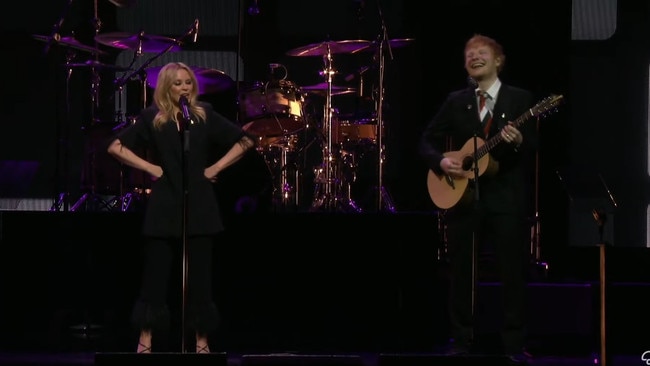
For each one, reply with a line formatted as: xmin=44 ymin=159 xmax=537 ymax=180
xmin=501 ymin=122 xmax=522 ymax=146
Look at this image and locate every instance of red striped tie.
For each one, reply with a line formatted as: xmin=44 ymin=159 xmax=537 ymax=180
xmin=479 ymin=92 xmax=493 ymax=137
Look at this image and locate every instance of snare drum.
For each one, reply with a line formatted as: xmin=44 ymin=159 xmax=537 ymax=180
xmin=239 ymin=80 xmax=304 ymax=137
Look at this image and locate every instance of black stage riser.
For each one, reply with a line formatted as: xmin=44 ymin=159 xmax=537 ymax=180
xmin=0 ymin=211 xmax=648 ymax=355
xmin=241 ymin=354 xmax=364 ymax=366
xmin=94 ymin=352 xmax=227 ymax=366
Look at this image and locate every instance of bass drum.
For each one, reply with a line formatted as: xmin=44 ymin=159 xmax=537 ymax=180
xmin=238 ymin=80 xmax=305 ymax=137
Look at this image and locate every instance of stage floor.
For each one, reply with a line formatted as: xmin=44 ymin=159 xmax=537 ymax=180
xmin=0 ymin=351 xmax=641 ymax=366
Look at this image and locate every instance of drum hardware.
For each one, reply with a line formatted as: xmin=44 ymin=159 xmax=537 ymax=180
xmin=286 ymin=41 xmax=365 ymax=212
xmin=360 ymin=10 xmax=414 ymax=212
xmin=238 ymin=79 xmax=305 ymax=137
xmin=300 ymin=82 xmax=357 ymax=97
xmin=146 ymin=66 xmax=235 ymax=95
xmin=103 ymin=22 xmax=199 ymax=215
xmin=107 ymin=0 xmax=136 ymax=7
xmin=273 ymin=141 xmax=300 ymax=210
xmin=69 ymin=1 xmax=132 ymax=213
xmin=36 ymin=7 xmax=93 ymax=210
xmin=356 ymin=37 xmax=415 ymax=53
xmin=94 ymin=31 xmax=182 ymax=53
xmin=285 ymin=39 xmax=371 ymax=57
xmin=269 ymin=62 xmax=288 ymax=81
xmin=246 ymin=132 xmax=301 ymax=211
xmin=33 ymin=34 xmax=108 ymax=56
xmin=56 ymin=0 xmax=115 ymax=344
xmin=48 ymin=52 xmax=78 ymax=212
xmin=67 ymin=59 xmax=132 ymax=72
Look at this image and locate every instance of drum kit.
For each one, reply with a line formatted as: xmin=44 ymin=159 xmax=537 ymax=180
xmin=240 ymin=37 xmax=414 ymax=213
xmin=34 ymin=14 xmax=207 ymax=212
xmin=34 ymin=7 xmax=413 ymax=213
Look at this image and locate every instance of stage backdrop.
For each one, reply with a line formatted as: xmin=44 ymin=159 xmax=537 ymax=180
xmin=3 ymin=0 xmax=650 ymax=249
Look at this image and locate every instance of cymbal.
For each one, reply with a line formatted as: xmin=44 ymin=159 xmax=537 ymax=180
xmin=95 ymin=32 xmax=181 ymax=53
xmin=107 ymin=0 xmax=136 ymax=7
xmin=32 ymin=34 xmax=107 ymax=55
xmin=286 ymin=40 xmax=371 ymax=57
xmin=67 ymin=59 xmax=132 ymax=71
xmin=146 ymin=66 xmax=234 ymax=94
xmin=387 ymin=38 xmax=415 ymax=48
xmin=301 ymin=82 xmax=357 ymax=96
xmin=359 ymin=38 xmax=416 ymax=52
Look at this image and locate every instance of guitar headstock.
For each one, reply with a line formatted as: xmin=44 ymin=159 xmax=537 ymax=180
xmin=531 ymin=94 xmax=564 ymax=118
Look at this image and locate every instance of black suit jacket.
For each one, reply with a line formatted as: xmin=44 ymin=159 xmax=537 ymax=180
xmin=419 ymin=83 xmax=538 ymax=215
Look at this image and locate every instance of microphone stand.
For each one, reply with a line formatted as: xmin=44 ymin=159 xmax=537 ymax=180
xmin=470 ymin=130 xmax=480 ymax=342
xmin=179 ymin=109 xmax=191 ymax=353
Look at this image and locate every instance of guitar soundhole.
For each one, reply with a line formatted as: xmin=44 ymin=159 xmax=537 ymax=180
xmin=462 ymin=156 xmax=474 ymax=171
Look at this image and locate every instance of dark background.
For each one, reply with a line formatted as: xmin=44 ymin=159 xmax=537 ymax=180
xmin=0 ymin=1 xmax=648 ymax=249
xmin=2 ymin=0 xmax=650 ymax=357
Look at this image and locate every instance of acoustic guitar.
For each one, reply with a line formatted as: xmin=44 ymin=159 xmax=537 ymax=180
xmin=426 ymin=94 xmax=564 ymax=209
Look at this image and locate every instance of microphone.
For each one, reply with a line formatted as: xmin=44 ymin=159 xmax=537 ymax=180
xmin=192 ymin=19 xmax=199 ymax=43
xmin=180 ymin=95 xmax=191 ymax=123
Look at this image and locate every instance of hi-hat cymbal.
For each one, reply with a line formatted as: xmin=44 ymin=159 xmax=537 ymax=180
xmin=67 ymin=59 xmax=132 ymax=72
xmin=286 ymin=40 xmax=371 ymax=57
xmin=301 ymin=82 xmax=357 ymax=96
xmin=95 ymin=32 xmax=181 ymax=53
xmin=32 ymin=34 xmax=107 ymax=55
xmin=146 ymin=66 xmax=234 ymax=94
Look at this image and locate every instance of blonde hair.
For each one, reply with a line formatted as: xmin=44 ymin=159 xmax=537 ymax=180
xmin=465 ymin=34 xmax=506 ymax=73
xmin=152 ymin=62 xmax=207 ymax=128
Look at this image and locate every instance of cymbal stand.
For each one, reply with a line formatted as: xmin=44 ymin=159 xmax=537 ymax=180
xmin=48 ymin=0 xmax=75 ymax=212
xmin=263 ymin=136 xmax=300 ymax=211
xmin=372 ymin=3 xmax=396 ymax=213
xmin=72 ymin=0 xmax=113 ymax=212
xmin=50 ymin=52 xmax=76 ymax=212
xmin=103 ymin=85 xmax=135 ymax=212
xmin=529 ymin=122 xmax=548 ymax=277
xmin=310 ymin=47 xmax=362 ymax=213
xmin=111 ymin=24 xmax=185 ymax=212
xmin=108 ymin=69 xmax=149 ymax=212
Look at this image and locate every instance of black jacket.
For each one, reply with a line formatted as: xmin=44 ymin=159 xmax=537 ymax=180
xmin=419 ymin=84 xmax=538 ymax=215
xmin=115 ymin=101 xmax=247 ymax=237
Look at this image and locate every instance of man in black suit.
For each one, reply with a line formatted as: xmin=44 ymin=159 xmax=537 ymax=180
xmin=419 ymin=34 xmax=538 ymax=364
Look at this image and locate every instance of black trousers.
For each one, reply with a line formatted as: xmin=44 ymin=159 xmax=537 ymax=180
xmin=445 ymin=207 xmax=529 ymax=354
xmin=131 ymin=235 xmax=219 ymax=335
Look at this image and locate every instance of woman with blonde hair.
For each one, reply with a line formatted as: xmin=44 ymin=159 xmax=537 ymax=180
xmin=108 ymin=62 xmax=255 ymax=353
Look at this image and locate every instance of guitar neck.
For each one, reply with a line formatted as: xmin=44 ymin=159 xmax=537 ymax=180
xmin=478 ymin=108 xmax=535 ymax=158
